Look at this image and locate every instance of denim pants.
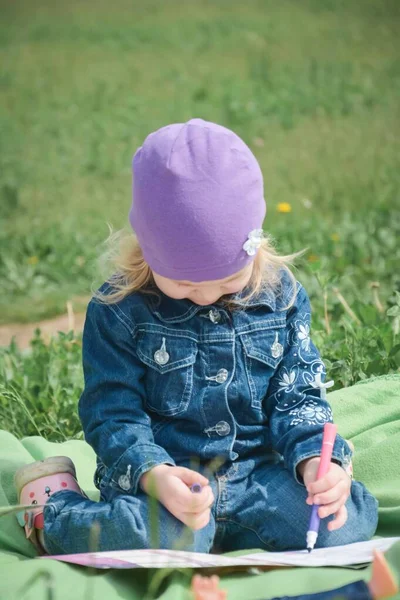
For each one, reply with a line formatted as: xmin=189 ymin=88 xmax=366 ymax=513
xmin=43 ymin=456 xmax=378 ymax=555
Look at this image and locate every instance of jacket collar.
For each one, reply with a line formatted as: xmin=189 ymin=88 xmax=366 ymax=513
xmin=146 ymin=285 xmax=277 ymax=324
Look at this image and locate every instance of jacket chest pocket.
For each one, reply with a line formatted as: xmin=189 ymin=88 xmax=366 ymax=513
xmin=240 ymin=323 xmax=286 ymax=410
xmin=136 ymin=333 xmax=198 ymax=416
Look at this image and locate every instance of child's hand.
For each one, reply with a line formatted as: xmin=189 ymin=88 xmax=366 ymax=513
xmin=140 ymin=465 xmax=214 ymax=530
xmin=298 ymin=457 xmax=352 ymax=531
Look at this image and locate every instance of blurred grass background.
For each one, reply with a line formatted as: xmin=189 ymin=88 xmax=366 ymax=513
xmin=1 ymin=0 xmax=399 ymax=324
xmin=1 ymin=1 xmax=400 ymax=439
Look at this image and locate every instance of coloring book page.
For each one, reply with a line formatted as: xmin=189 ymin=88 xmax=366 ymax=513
xmin=41 ymin=536 xmax=400 ymax=570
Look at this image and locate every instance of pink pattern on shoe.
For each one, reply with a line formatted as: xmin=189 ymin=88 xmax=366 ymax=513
xmin=15 ymin=456 xmax=85 ymax=554
xmin=20 ymin=472 xmax=82 ymax=529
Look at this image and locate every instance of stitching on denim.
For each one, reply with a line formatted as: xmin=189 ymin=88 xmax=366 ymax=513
xmin=199 ymin=341 xmax=213 ymax=433
xmin=241 ymin=336 xmax=257 ymax=408
xmin=216 ymin=517 xmax=276 ymax=551
xmin=108 ymin=298 xmax=136 ymax=332
xmin=292 ymin=447 xmax=347 ymax=484
xmin=180 ymin=355 xmax=194 ymax=412
xmin=199 ymin=333 xmax=234 ymax=342
xmin=241 ymin=334 xmax=278 ymax=369
xmin=152 ymin=418 xmax=170 ymax=437
xmin=137 ymin=346 xmax=198 ymax=373
xmin=107 ymin=445 xmax=173 ymax=487
xmin=138 ymin=325 xmax=237 ymax=343
xmin=224 ymin=336 xmax=237 ymax=460
xmin=235 ymin=318 xmax=287 ymax=334
xmin=106 ymin=303 xmax=136 ymax=336
xmin=146 ymin=351 xmax=195 ymax=416
xmin=153 ymin=293 xmax=278 ymax=322
xmin=131 ymin=459 xmax=170 ymax=493
xmin=137 ymin=323 xmax=199 ymax=341
xmin=153 ymin=305 xmax=200 ymax=323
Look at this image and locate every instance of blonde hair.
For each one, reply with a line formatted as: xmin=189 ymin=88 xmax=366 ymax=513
xmin=93 ymin=227 xmax=307 ymax=311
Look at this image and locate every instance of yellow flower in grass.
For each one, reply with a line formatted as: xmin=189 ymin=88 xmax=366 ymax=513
xmin=307 ymin=254 xmax=319 ymax=263
xmin=277 ymin=202 xmax=292 ymax=213
xmin=330 ymin=233 xmax=340 ymax=242
xmin=27 ymin=256 xmax=39 ymax=265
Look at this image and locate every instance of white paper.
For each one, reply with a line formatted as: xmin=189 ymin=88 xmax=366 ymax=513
xmin=41 ymin=536 xmax=400 ymax=570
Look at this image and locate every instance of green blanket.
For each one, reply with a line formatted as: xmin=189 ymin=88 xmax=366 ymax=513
xmin=1 ymin=374 xmax=399 ymax=600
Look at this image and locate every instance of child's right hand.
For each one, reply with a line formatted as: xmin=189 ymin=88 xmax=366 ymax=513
xmin=140 ymin=464 xmax=214 ymax=530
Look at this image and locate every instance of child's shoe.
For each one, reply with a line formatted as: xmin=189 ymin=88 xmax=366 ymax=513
xmin=14 ymin=456 xmax=85 ymax=554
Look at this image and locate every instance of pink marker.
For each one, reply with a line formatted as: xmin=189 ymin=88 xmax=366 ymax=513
xmin=306 ymin=423 xmax=338 ymax=552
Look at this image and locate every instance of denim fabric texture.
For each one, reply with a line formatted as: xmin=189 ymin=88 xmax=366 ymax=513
xmin=267 ymin=580 xmax=372 ymax=600
xmin=43 ymin=270 xmax=378 ymax=554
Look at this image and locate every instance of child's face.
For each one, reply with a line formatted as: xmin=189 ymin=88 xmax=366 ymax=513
xmin=152 ymin=263 xmax=254 ymax=306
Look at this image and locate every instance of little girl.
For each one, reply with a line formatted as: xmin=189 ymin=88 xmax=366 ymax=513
xmin=15 ymin=118 xmax=378 ymax=556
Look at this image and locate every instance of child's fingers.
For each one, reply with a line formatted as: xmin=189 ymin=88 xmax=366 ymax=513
xmin=327 ymin=505 xmax=348 ymax=531
xmin=313 ymin=479 xmax=349 ymax=506
xmin=307 ymin=470 xmax=344 ymax=495
xmin=191 ymin=574 xmax=203 ymax=591
xmin=210 ymin=575 xmax=220 ymax=590
xmin=175 ymin=467 xmax=210 ymax=487
xmin=318 ymin=497 xmax=346 ymax=519
xmin=183 ymin=507 xmax=211 ymax=530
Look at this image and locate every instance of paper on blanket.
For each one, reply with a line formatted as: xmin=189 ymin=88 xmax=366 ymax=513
xmin=40 ymin=536 xmax=400 ymax=570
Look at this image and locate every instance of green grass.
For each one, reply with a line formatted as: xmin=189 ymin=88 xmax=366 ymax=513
xmin=0 ymin=0 xmax=399 ymax=438
xmin=1 ymin=0 xmax=399 ymax=323
xmin=0 ymin=331 xmax=84 ymax=440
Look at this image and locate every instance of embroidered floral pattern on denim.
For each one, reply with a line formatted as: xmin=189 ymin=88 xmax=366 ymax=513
xmin=289 ymin=399 xmax=333 ymax=426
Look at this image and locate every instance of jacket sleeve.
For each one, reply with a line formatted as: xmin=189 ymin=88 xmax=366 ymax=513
xmin=266 ymin=283 xmax=353 ymax=484
xmin=79 ymin=299 xmax=175 ymax=495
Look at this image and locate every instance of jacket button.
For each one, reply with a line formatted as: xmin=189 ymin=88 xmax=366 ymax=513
xmin=154 ymin=337 xmax=170 ymax=365
xmin=216 ymin=368 xmax=228 ymax=383
xmin=208 ymin=309 xmax=221 ymax=324
xmin=154 ymin=349 xmax=169 ymax=365
xmin=215 ymin=421 xmax=230 ymax=436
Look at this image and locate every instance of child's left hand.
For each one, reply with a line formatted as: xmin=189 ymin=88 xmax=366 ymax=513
xmin=298 ymin=457 xmax=352 ymax=531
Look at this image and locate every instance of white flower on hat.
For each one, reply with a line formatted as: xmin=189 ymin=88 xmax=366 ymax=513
xmin=243 ymin=228 xmax=264 ymax=256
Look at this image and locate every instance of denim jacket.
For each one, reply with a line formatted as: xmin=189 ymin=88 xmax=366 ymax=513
xmin=79 ymin=270 xmax=352 ymax=496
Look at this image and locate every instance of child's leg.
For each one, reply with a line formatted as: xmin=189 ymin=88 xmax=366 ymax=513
xmin=15 ymin=457 xmax=215 ymax=555
xmin=43 ymin=487 xmax=215 ymax=555
xmin=268 ymin=472 xmax=378 ymax=551
xmin=217 ymin=460 xmax=378 ymax=552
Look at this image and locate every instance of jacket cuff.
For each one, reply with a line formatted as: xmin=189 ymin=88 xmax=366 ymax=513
xmin=104 ymin=443 xmax=176 ymax=495
xmin=291 ymin=434 xmax=353 ymax=485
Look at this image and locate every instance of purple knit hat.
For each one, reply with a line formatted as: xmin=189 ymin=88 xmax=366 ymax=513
xmin=129 ymin=118 xmax=266 ymax=282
